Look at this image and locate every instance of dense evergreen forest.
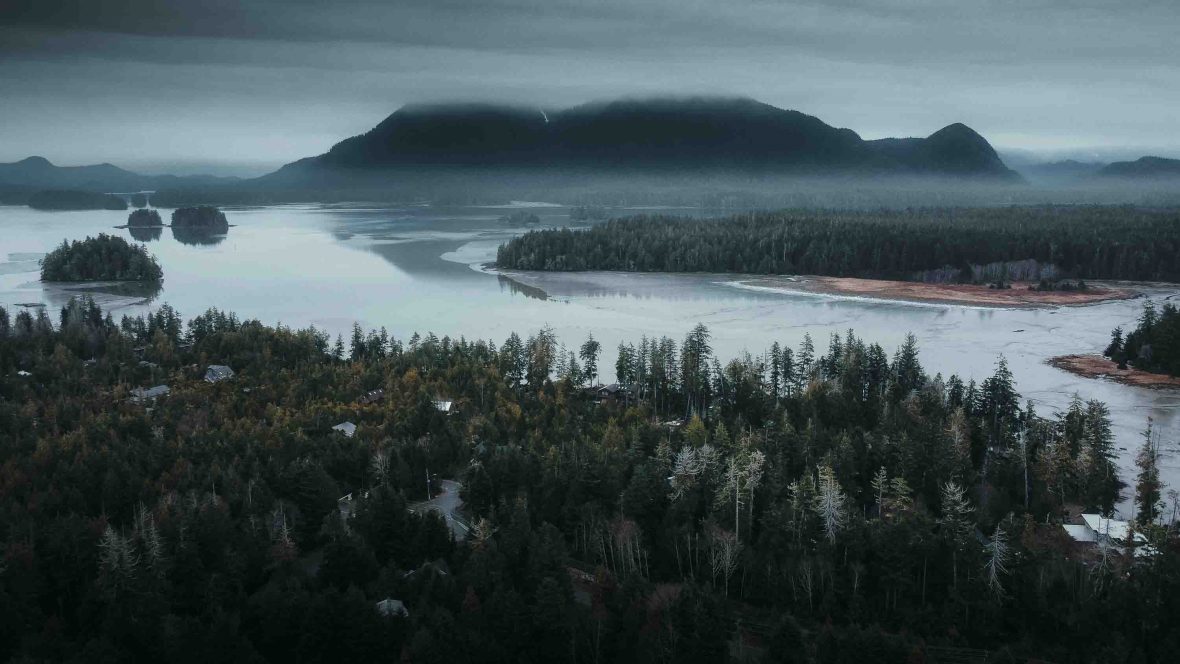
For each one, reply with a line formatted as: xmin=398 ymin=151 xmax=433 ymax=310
xmin=496 ymin=206 xmax=1180 ymax=283
xmin=171 ymin=206 xmax=229 ymax=230
xmin=39 ymin=234 xmax=163 ymax=282
xmin=127 ymin=209 xmax=163 ymax=227
xmin=0 ymin=298 xmax=1176 ymax=663
xmin=1106 ymin=301 xmax=1180 ymax=376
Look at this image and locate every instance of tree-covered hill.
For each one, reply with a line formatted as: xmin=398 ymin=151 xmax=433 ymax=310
xmin=40 ymin=234 xmax=163 ymax=282
xmin=497 ymin=206 xmax=1180 ymax=282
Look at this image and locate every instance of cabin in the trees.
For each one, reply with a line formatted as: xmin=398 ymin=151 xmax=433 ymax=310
xmin=204 ymin=364 xmax=235 ymax=383
xmin=337 ymin=490 xmax=368 ymax=520
xmin=358 ymin=388 xmax=385 ymax=405
xmin=332 ymin=421 xmax=357 ymax=438
xmin=588 ymin=383 xmax=633 ymax=405
xmin=433 ymin=398 xmax=454 ymax=414
xmin=130 ymin=385 xmax=170 ymax=403
xmin=375 ymin=598 xmax=409 ymax=618
xmin=1063 ymin=513 xmax=1157 ymax=557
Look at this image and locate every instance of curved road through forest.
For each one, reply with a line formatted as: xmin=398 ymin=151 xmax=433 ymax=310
xmin=408 ymin=479 xmax=469 ymax=540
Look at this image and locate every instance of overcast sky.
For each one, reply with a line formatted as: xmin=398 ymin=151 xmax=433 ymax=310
xmin=2 ymin=0 xmax=1178 ymax=174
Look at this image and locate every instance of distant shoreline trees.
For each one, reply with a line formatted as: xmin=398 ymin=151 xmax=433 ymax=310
xmin=27 ymin=189 xmax=128 ymax=211
xmin=496 ymin=206 xmax=1180 ymax=283
xmin=1106 ymin=300 xmax=1180 ymax=376
xmin=40 ymin=234 xmax=163 ymax=282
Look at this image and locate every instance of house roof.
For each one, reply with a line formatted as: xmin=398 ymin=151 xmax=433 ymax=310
xmin=375 ymin=598 xmax=409 ymax=618
xmin=1062 ymin=524 xmax=1097 ymax=543
xmin=130 ymin=385 xmax=170 ymax=402
xmin=204 ymin=365 xmax=235 ymax=382
xmin=359 ymin=388 xmax=385 ymax=404
xmin=332 ymin=421 xmax=357 ymax=437
xmin=433 ymin=399 xmax=453 ymax=412
xmin=1082 ymin=514 xmax=1132 ymax=542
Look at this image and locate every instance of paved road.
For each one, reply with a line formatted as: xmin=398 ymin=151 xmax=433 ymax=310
xmin=408 ymin=479 xmax=469 ymax=540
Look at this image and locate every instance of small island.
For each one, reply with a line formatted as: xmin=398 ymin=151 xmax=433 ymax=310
xmin=171 ymin=205 xmax=229 ymax=230
xmin=40 ymin=234 xmax=163 ymax=282
xmin=1051 ymin=300 xmax=1180 ymax=388
xmin=500 ymin=210 xmax=540 ymax=226
xmin=127 ymin=208 xmax=163 ymax=227
xmin=28 ymin=189 xmax=128 ymax=211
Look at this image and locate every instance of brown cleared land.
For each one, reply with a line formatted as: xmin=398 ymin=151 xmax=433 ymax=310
xmin=738 ymin=276 xmax=1137 ymax=308
xmin=1048 ymin=354 xmax=1180 ymax=389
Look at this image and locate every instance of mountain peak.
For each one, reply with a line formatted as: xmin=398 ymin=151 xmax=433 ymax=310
xmin=267 ymin=96 xmax=1019 ymax=183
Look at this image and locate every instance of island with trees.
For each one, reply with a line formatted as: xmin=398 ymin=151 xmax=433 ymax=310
xmin=497 ymin=205 xmax=1178 ymax=306
xmin=27 ymin=189 xmax=128 ymax=211
xmin=0 ymin=297 xmax=1175 ymax=663
xmin=171 ymin=205 xmax=229 ymax=230
xmin=127 ymin=208 xmax=164 ymax=227
xmin=39 ymin=234 xmax=163 ymax=282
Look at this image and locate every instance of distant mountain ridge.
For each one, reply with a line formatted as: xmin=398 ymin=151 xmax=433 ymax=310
xmin=266 ymin=96 xmax=1021 ymax=183
xmin=0 ymin=156 xmax=238 ymax=193
xmin=1099 ymin=156 xmax=1180 ymax=178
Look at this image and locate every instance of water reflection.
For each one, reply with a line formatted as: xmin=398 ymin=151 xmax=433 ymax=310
xmin=497 ymin=273 xmax=547 ymax=300
xmin=39 ymin=279 xmax=163 ymax=310
xmin=129 ymin=225 xmax=162 ymax=242
xmin=172 ymin=226 xmax=227 ymax=246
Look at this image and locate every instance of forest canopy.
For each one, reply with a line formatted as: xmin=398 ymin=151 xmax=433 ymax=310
xmin=39 ymin=234 xmax=163 ymax=282
xmin=0 ymin=297 xmax=1175 ymax=663
xmin=497 ymin=206 xmax=1180 ymax=283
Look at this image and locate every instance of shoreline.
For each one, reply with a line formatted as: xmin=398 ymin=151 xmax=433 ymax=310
xmin=732 ymin=275 xmax=1139 ymax=308
xmin=1048 ymin=354 xmax=1180 ymax=390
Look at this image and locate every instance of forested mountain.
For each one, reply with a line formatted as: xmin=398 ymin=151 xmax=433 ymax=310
xmin=497 ymin=206 xmax=1180 ymax=282
xmin=265 ymin=97 xmax=1020 ymax=185
xmin=1100 ymin=156 xmax=1180 ymax=178
xmin=0 ymin=156 xmax=238 ymax=194
xmin=0 ymin=298 xmax=1175 ymax=662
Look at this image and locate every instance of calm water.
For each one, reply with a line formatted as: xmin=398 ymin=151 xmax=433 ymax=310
xmin=3 ymin=203 xmax=1178 ymax=515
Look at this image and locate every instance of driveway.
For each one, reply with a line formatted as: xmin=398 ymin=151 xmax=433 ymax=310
xmin=408 ymin=479 xmax=470 ymax=540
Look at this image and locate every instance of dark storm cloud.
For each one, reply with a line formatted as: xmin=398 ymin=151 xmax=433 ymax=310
xmin=1 ymin=1 xmax=1178 ymax=170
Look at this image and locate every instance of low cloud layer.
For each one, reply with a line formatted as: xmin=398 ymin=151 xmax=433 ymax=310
xmin=2 ymin=0 xmax=1177 ymax=171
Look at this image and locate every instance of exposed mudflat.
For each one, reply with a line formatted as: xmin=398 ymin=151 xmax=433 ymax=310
xmin=1048 ymin=354 xmax=1180 ymax=390
xmin=735 ymin=276 xmax=1138 ymax=308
